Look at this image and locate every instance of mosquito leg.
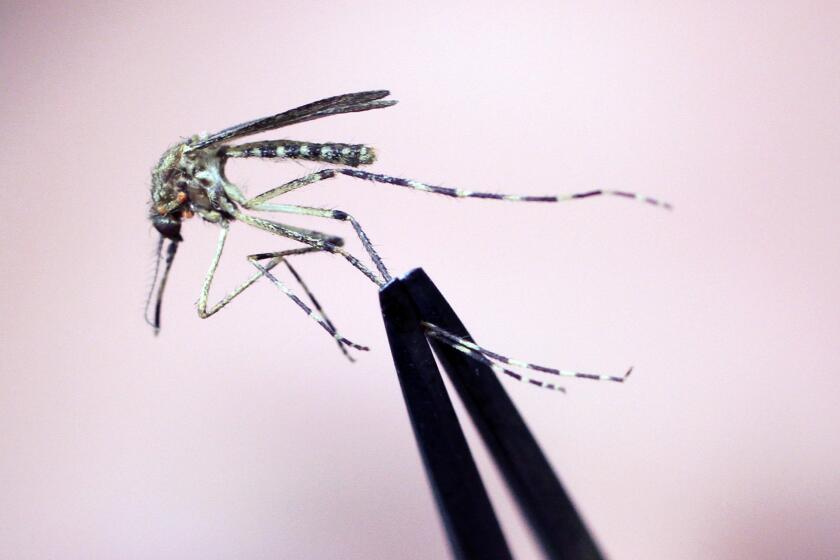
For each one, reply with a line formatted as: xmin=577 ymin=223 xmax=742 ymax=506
xmin=197 ymin=223 xmax=328 ymax=317
xmin=197 ymin=223 xmax=233 ymax=318
xmin=241 ymin=170 xmax=391 ymax=279
xmin=282 ymin=259 xmax=356 ymax=361
xmin=195 ymin=226 xmax=363 ymax=356
xmin=213 ymin=180 xmax=348 ymax=246
xmin=209 ymin=221 xmax=354 ymax=341
xmin=423 ymin=322 xmax=633 ymax=384
xmin=435 ymin=331 xmax=567 ymax=394
xmin=234 ymin=211 xmax=386 ymax=286
xmin=330 ymin=169 xmax=672 ymax=209
xmin=246 ymin=202 xmax=391 ymax=283
xmin=240 ymin=166 xmax=669 ymax=213
xmin=197 ymin=223 xmax=318 ymax=318
xmin=242 ymin=169 xmax=342 ymax=208
xmin=248 ymin=251 xmax=369 ymax=351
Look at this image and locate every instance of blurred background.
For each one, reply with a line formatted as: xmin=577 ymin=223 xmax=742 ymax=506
xmin=1 ymin=1 xmax=838 ymax=558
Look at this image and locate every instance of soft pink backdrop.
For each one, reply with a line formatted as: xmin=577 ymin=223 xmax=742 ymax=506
xmin=2 ymin=1 xmax=839 ymax=558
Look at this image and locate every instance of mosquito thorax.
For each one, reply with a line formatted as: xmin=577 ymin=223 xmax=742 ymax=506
xmin=150 ymin=141 xmax=231 ymax=226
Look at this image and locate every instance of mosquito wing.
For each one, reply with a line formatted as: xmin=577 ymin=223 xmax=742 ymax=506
xmin=189 ymin=90 xmax=397 ymax=150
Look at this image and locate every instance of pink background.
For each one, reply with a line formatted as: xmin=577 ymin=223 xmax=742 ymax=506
xmin=2 ymin=1 xmax=839 ymax=558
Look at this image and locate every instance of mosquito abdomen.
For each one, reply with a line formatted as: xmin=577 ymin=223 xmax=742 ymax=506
xmin=222 ymin=140 xmax=375 ymax=167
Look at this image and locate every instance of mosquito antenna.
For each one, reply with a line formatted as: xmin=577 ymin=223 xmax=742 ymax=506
xmin=144 ymin=235 xmax=165 ymax=330
xmin=149 ymin=239 xmax=179 ymax=335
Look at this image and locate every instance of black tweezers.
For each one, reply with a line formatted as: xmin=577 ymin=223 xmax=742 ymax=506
xmin=380 ymin=268 xmax=605 ymax=560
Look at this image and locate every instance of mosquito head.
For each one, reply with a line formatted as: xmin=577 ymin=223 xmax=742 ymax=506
xmin=150 ymin=143 xmax=195 ymax=241
xmin=152 ymin=212 xmax=183 ymax=241
xmin=150 ymin=181 xmax=187 ymax=242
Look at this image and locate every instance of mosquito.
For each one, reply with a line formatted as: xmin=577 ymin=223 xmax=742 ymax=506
xmin=145 ymin=90 xmax=669 ymax=392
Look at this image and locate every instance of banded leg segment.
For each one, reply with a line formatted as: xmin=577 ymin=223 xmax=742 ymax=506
xmin=243 ymin=167 xmax=671 ymax=211
xmin=197 ymin=223 xmax=324 ymax=319
xmin=337 ymin=169 xmax=672 ymax=208
xmin=246 ymin=202 xmax=391 ymax=283
xmin=196 ymin=224 xmax=365 ymax=355
xmin=282 ymin=259 xmax=357 ymax=361
xmin=234 ymin=211 xmax=386 ymax=286
xmin=423 ymin=322 xmax=633 ymax=386
xmin=238 ymin=168 xmax=668 ymax=290
xmin=439 ymin=333 xmax=568 ymax=393
xmin=244 ymin=169 xmax=341 ymax=207
xmin=248 ymin=251 xmax=369 ymax=351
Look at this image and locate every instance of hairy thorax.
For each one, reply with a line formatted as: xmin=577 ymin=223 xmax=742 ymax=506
xmin=150 ymin=139 xmax=234 ymax=225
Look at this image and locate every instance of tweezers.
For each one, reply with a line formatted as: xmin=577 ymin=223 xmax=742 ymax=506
xmin=380 ymin=268 xmax=605 ymax=560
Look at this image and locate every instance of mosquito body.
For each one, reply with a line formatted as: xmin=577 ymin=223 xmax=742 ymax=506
xmin=146 ymin=90 xmax=667 ymax=391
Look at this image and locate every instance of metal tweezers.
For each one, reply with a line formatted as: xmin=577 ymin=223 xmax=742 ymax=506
xmin=380 ymin=269 xmax=605 ymax=560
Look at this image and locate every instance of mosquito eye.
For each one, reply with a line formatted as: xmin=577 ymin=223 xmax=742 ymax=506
xmin=152 ymin=214 xmax=183 ymax=241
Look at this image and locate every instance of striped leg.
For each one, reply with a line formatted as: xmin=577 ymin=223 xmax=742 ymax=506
xmin=423 ymin=322 xmax=632 ymax=387
xmin=197 ymin=223 xmax=297 ymax=319
xmin=334 ymin=169 xmax=672 ymax=208
xmin=196 ymin=225 xmax=365 ymax=355
xmin=282 ymin=259 xmax=357 ymax=361
xmin=243 ymin=169 xmax=342 ymax=207
xmin=441 ymin=334 xmax=568 ymax=394
xmin=242 ymin=168 xmax=671 ymax=210
xmin=248 ymin=251 xmax=369 ymax=352
xmin=234 ymin=211 xmax=386 ymax=286
xmin=246 ymin=202 xmax=391 ymax=283
xmin=234 ymin=168 xmax=668 ymax=288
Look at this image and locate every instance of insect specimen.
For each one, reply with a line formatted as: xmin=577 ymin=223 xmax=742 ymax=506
xmin=146 ymin=90 xmax=669 ymax=392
